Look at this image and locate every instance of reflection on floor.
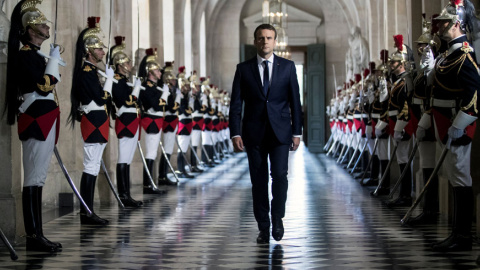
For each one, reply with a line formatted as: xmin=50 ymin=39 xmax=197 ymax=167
xmin=1 ymin=143 xmax=480 ymax=269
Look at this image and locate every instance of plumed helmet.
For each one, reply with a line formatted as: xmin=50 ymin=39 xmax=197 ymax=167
xmin=415 ymin=14 xmax=432 ymax=44
xmin=20 ymin=0 xmax=50 ymax=32
xmin=177 ymin=66 xmax=189 ymax=88
xmin=435 ymin=0 xmax=468 ymax=32
xmin=110 ymin=36 xmax=131 ymax=67
xmin=83 ymin=17 xmax=106 ymax=51
xmin=145 ymin=48 xmax=161 ymax=72
xmin=162 ymin=61 xmax=176 ymax=83
xmin=189 ymin=70 xmax=200 ymax=87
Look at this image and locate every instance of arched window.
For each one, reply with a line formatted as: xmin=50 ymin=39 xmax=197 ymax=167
xmin=199 ymin=11 xmax=206 ymax=76
xmin=163 ymin=0 xmax=174 ymax=61
xmin=184 ymin=0 xmax=192 ymax=73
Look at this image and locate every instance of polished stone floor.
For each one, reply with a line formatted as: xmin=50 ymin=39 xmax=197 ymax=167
xmin=1 ymin=143 xmax=480 ymax=269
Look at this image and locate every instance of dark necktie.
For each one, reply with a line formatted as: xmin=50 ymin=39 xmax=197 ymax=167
xmin=263 ymin=60 xmax=269 ymax=95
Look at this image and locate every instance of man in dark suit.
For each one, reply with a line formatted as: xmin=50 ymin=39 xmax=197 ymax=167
xmin=229 ymin=24 xmax=303 ymax=244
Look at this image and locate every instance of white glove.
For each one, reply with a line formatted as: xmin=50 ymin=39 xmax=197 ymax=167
xmin=393 ymin=130 xmax=403 ymax=142
xmin=103 ymin=65 xmax=114 ymax=95
xmin=201 ymin=93 xmax=208 ymax=107
xmin=416 ymin=126 xmax=426 ymax=141
xmin=448 ymin=126 xmax=464 ymax=141
xmin=366 ymin=125 xmax=372 ymax=139
xmin=420 ymin=47 xmax=435 ymax=70
xmin=211 ymin=100 xmax=217 ymax=109
xmin=188 ymin=96 xmax=194 ymax=109
xmin=375 ymin=128 xmax=383 ymax=138
xmin=174 ymin=89 xmax=182 ymax=104
xmin=45 ymin=44 xmax=62 ymax=82
xmin=131 ymin=78 xmax=141 ymax=98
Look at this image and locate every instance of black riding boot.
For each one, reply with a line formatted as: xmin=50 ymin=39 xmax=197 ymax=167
xmin=363 ymin=155 xmax=380 ymax=186
xmin=406 ymin=168 xmax=439 ymax=225
xmin=386 ymin=163 xmax=412 ymax=207
xmin=176 ymin=152 xmax=194 ymax=178
xmin=371 ymin=160 xmax=390 ymax=196
xmin=23 ymin=186 xmax=59 ymax=252
xmin=202 ymin=145 xmax=215 ymax=167
xmin=158 ymin=154 xmax=177 ymax=185
xmin=118 ymin=163 xmax=143 ymax=206
xmin=80 ymin=173 xmax=109 ymax=225
xmin=190 ymin=146 xmax=204 ymax=172
xmin=142 ymin=159 xmax=165 ymax=193
xmin=432 ymin=187 xmax=473 ymax=252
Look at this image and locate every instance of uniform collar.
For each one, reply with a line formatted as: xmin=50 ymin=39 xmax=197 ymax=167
xmin=448 ymin=35 xmax=467 ymax=48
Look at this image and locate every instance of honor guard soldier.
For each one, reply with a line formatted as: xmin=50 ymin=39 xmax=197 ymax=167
xmin=383 ymin=38 xmax=415 ymax=207
xmin=406 ymin=18 xmax=440 ymax=225
xmin=176 ymin=70 xmax=195 ymax=178
xmin=202 ymin=84 xmax=218 ymax=165
xmin=158 ymin=65 xmax=182 ymax=185
xmin=423 ymin=0 xmax=480 ymax=251
xmin=109 ymin=36 xmax=144 ymax=205
xmin=6 ymin=0 xmax=63 ymax=252
xmin=69 ymin=17 xmax=113 ymax=226
xmin=138 ymin=48 xmax=170 ymax=192
xmin=372 ymin=50 xmax=393 ymax=196
xmin=191 ymin=76 xmax=209 ymax=171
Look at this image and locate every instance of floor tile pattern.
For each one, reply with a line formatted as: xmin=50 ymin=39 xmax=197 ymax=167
xmin=1 ymin=144 xmax=480 ymax=269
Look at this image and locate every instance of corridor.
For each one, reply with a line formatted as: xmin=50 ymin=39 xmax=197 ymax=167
xmin=0 ymin=144 xmax=479 ymax=269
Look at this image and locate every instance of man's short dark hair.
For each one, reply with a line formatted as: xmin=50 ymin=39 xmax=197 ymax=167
xmin=254 ymin=24 xmax=277 ymax=40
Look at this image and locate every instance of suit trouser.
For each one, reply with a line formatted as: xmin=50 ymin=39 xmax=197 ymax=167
xmin=245 ymin=124 xmax=290 ymax=232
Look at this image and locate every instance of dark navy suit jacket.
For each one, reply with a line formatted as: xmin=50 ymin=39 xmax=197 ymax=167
xmin=229 ymin=55 xmax=302 ymax=146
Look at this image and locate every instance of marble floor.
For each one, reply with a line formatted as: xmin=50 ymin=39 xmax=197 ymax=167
xmin=1 ymin=143 xmax=480 ymax=269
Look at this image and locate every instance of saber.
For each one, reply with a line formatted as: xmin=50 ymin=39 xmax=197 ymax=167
xmin=53 ymin=146 xmax=92 ymax=216
xmin=175 ymin=135 xmax=193 ymax=171
xmin=401 ymin=139 xmax=451 ymax=225
xmin=210 ymin=132 xmax=221 ymax=160
xmin=388 ymin=139 xmax=419 ymax=199
xmin=159 ymin=141 xmax=180 ymax=183
xmin=189 ymin=143 xmax=205 ymax=166
xmin=105 ymin=0 xmax=114 ymax=66
xmin=0 ymin=227 xmax=17 ymax=260
xmin=359 ymin=138 xmax=379 ymax=182
xmin=371 ymin=143 xmax=398 ymax=193
xmin=326 ymin=129 xmax=341 ymax=156
xmin=350 ymin=138 xmax=370 ymax=173
xmin=323 ymin=132 xmax=334 ymax=151
xmin=136 ymin=141 xmax=164 ymax=189
xmin=100 ymin=159 xmax=125 ymax=208
xmin=53 ymin=0 xmax=58 ymax=45
xmin=327 ymin=131 xmax=343 ymax=157
xmin=337 ymin=132 xmax=354 ymax=163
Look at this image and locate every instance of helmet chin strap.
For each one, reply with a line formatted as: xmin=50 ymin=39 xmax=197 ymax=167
xmin=439 ymin=21 xmax=456 ymax=40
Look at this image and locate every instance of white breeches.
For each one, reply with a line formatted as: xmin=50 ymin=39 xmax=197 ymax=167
xmin=394 ymin=139 xmax=411 ymax=164
xmin=163 ymin=129 xmax=177 ymax=155
xmin=118 ymin=128 xmax=139 ymax=164
xmin=377 ymin=138 xmax=390 ymax=160
xmin=22 ymin=120 xmax=56 ymax=187
xmin=191 ymin=130 xmax=202 ymax=147
xmin=177 ymin=134 xmax=191 ymax=153
xmin=144 ymin=132 xmax=161 ymax=160
xmin=444 ymin=143 xmax=472 ymax=187
xmin=418 ymin=141 xmax=436 ymax=169
xmin=202 ymin=130 xmax=213 ymax=145
xmin=83 ymin=142 xmax=107 ymax=176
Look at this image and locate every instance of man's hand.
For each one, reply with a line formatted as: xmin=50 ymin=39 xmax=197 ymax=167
xmin=291 ymin=137 xmax=300 ymax=151
xmin=232 ymin=137 xmax=244 ymax=152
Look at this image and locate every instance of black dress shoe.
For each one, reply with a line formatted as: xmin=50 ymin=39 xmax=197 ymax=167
xmin=80 ymin=213 xmax=109 ymax=226
xmin=432 ymin=233 xmax=472 ymax=252
xmin=404 ymin=211 xmax=437 ymax=226
xmin=191 ymin=167 xmax=204 ymax=173
xmin=385 ymin=196 xmax=412 ymax=207
xmin=120 ymin=197 xmax=143 ymax=207
xmin=26 ymin=235 xmax=59 ymax=253
xmin=175 ymin=171 xmax=195 ymax=179
xmin=370 ymin=188 xmax=389 ymax=197
xmin=362 ymin=178 xmax=379 ymax=186
xmin=256 ymin=231 xmax=270 ymax=244
xmin=158 ymin=177 xmax=178 ymax=186
xmin=272 ymin=218 xmax=284 ymax=241
xmin=143 ymin=186 xmax=168 ymax=194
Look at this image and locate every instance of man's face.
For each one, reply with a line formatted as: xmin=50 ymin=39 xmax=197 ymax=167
xmin=389 ymin=61 xmax=403 ymax=75
xmin=118 ymin=61 xmax=132 ymax=75
xmin=254 ymin=29 xmax=276 ymax=57
xmin=169 ymin=79 xmax=177 ymax=87
xmin=437 ymin=20 xmax=455 ymax=41
xmin=89 ymin=48 xmax=105 ymax=63
xmin=192 ymin=85 xmax=201 ymax=95
xmin=35 ymin=23 xmax=50 ymax=40
xmin=152 ymin=69 xmax=162 ymax=80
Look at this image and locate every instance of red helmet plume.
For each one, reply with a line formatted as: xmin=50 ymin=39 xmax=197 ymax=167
xmin=393 ymin=35 xmax=403 ymax=49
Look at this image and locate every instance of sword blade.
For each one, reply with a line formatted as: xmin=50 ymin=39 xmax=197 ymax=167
xmin=53 ymin=146 xmax=92 ymax=216
xmin=136 ymin=141 xmax=161 ymax=189
xmin=372 ymin=143 xmax=398 ymax=194
xmin=388 ymin=139 xmax=418 ymax=199
xmin=159 ymin=141 xmax=180 ymax=183
xmin=100 ymin=159 xmax=125 ymax=208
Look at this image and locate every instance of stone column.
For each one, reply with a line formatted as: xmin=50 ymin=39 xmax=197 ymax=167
xmin=149 ymin=0 xmax=164 ymax=63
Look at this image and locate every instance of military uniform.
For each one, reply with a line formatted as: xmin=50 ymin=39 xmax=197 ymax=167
xmin=191 ymin=81 xmax=208 ymax=170
xmin=71 ymin=17 xmax=112 ymax=226
xmin=6 ymin=0 xmax=63 ymax=252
